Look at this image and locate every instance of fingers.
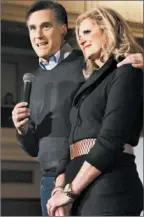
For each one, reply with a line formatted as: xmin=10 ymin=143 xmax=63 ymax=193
xmin=12 ymin=107 xmax=29 ymax=116
xmin=46 ymin=201 xmax=51 ymax=216
xmin=12 ymin=102 xmax=30 ymax=129
xmin=117 ymin=59 xmax=128 ymax=67
xmin=55 ymin=209 xmax=60 ymax=216
xmin=132 ymin=63 xmax=142 ymax=68
xmin=47 ymin=204 xmax=71 ymax=216
xmin=124 ymin=52 xmax=130 ymax=57
xmin=124 ymin=53 xmax=143 ymax=59
xmin=47 ymin=193 xmax=73 ymax=216
xmin=55 ymin=207 xmax=65 ymax=216
xmin=50 ymin=207 xmax=57 ymax=216
xmin=15 ymin=118 xmax=29 ymax=129
xmin=47 ymin=203 xmax=57 ymax=216
xmin=47 ymin=202 xmax=71 ymax=216
xmin=117 ymin=55 xmax=134 ymax=67
xmin=117 ymin=53 xmax=144 ymax=69
xmin=14 ymin=102 xmax=28 ymax=109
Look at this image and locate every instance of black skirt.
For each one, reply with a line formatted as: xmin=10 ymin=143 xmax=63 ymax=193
xmin=65 ymin=153 xmax=143 ymax=216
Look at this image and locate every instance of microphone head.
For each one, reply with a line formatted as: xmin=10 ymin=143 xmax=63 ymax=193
xmin=23 ymin=73 xmax=34 ymax=83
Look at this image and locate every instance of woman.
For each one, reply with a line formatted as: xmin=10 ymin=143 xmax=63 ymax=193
xmin=47 ymin=7 xmax=143 ymax=216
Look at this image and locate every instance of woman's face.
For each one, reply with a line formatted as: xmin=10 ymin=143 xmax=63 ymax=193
xmin=78 ymin=18 xmax=106 ymax=60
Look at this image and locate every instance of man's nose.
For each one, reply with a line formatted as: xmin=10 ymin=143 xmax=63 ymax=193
xmin=35 ymin=29 xmax=43 ymax=38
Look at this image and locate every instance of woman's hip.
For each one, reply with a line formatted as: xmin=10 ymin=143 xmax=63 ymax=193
xmin=65 ymin=155 xmax=143 ymax=215
xmin=71 ymin=172 xmax=143 ymax=216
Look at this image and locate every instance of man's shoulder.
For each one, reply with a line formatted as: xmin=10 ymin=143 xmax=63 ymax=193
xmin=72 ymin=49 xmax=83 ymax=58
xmin=32 ymin=67 xmax=42 ymax=76
xmin=69 ymin=49 xmax=84 ymax=65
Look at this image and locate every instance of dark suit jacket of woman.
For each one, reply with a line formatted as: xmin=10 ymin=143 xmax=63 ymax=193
xmin=56 ymin=56 xmax=143 ymax=176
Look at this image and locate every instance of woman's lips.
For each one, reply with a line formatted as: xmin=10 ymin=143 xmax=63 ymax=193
xmin=84 ymin=44 xmax=92 ymax=50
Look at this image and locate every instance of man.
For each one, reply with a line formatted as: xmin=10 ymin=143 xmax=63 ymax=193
xmin=12 ymin=0 xmax=144 ymax=216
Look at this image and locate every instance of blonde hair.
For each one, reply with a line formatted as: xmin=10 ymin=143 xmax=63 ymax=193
xmin=75 ymin=7 xmax=143 ymax=77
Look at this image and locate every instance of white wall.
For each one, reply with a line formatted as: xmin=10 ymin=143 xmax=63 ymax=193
xmin=134 ymin=137 xmax=143 ymax=183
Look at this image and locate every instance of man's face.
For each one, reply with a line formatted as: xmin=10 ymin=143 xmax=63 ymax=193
xmin=27 ymin=9 xmax=67 ymax=58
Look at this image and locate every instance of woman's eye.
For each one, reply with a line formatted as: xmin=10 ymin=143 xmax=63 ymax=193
xmin=84 ymin=30 xmax=91 ymax=34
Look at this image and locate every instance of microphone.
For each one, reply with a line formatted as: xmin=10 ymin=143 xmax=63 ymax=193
xmin=22 ymin=73 xmax=34 ymax=107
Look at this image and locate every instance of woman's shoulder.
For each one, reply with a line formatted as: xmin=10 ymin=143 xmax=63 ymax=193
xmin=107 ymin=63 xmax=143 ymax=93
xmin=114 ymin=64 xmax=143 ymax=80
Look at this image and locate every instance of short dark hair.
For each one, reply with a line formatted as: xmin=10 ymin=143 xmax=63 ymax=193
xmin=25 ymin=0 xmax=68 ymax=29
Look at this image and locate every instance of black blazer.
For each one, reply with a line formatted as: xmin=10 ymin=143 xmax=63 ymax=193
xmin=56 ymin=56 xmax=143 ymax=176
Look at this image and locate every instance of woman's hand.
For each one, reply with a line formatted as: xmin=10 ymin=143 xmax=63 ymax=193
xmin=47 ymin=192 xmax=73 ymax=216
xmin=54 ymin=204 xmax=72 ymax=216
xmin=117 ymin=53 xmax=144 ymax=69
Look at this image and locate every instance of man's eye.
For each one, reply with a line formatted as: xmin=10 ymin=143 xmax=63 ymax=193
xmin=43 ymin=24 xmax=51 ymax=29
xmin=29 ymin=26 xmax=35 ymax=31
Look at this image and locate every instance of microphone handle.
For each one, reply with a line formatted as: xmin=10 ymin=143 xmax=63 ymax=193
xmin=23 ymin=81 xmax=32 ymax=107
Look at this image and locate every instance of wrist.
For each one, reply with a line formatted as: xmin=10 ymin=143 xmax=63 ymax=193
xmin=63 ymin=183 xmax=80 ymax=201
xmin=17 ymin=124 xmax=28 ymax=135
xmin=51 ymin=186 xmax=64 ymax=197
xmin=70 ymin=182 xmax=82 ymax=195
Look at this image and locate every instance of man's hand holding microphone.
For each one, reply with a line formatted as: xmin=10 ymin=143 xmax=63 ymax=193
xmin=12 ymin=73 xmax=34 ymax=135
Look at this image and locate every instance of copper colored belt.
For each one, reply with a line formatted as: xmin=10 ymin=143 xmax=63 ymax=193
xmin=70 ymin=138 xmax=96 ymax=160
xmin=70 ymin=138 xmax=134 ymax=160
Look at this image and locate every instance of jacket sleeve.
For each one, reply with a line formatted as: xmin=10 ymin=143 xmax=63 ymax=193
xmin=55 ymin=138 xmax=70 ymax=178
xmin=86 ymin=65 xmax=143 ymax=172
xmin=16 ymin=120 xmax=39 ymax=157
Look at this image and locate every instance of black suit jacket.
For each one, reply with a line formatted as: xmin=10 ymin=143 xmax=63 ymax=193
xmin=56 ymin=56 xmax=143 ymax=176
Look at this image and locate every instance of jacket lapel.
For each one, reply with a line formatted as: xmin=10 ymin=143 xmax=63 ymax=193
xmin=73 ymin=56 xmax=117 ymax=106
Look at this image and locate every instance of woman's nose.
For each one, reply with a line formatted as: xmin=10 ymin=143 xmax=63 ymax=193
xmin=79 ymin=36 xmax=86 ymax=46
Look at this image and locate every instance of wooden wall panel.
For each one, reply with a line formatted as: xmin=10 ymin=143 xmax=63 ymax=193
xmin=2 ymin=3 xmax=27 ymax=22
xmin=84 ymin=1 xmax=98 ymax=11
xmin=2 ymin=1 xmax=143 ymax=24
xmin=2 ymin=161 xmax=40 ymax=199
xmin=1 ymin=1 xmax=143 ymax=37
xmin=1 ymin=128 xmax=37 ymax=162
xmin=1 ymin=0 xmax=35 ymax=7
xmin=97 ymin=1 xmax=143 ymax=23
xmin=59 ymin=1 xmax=85 ymax=14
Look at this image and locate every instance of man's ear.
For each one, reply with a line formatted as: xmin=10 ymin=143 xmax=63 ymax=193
xmin=61 ymin=24 xmax=68 ymax=38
